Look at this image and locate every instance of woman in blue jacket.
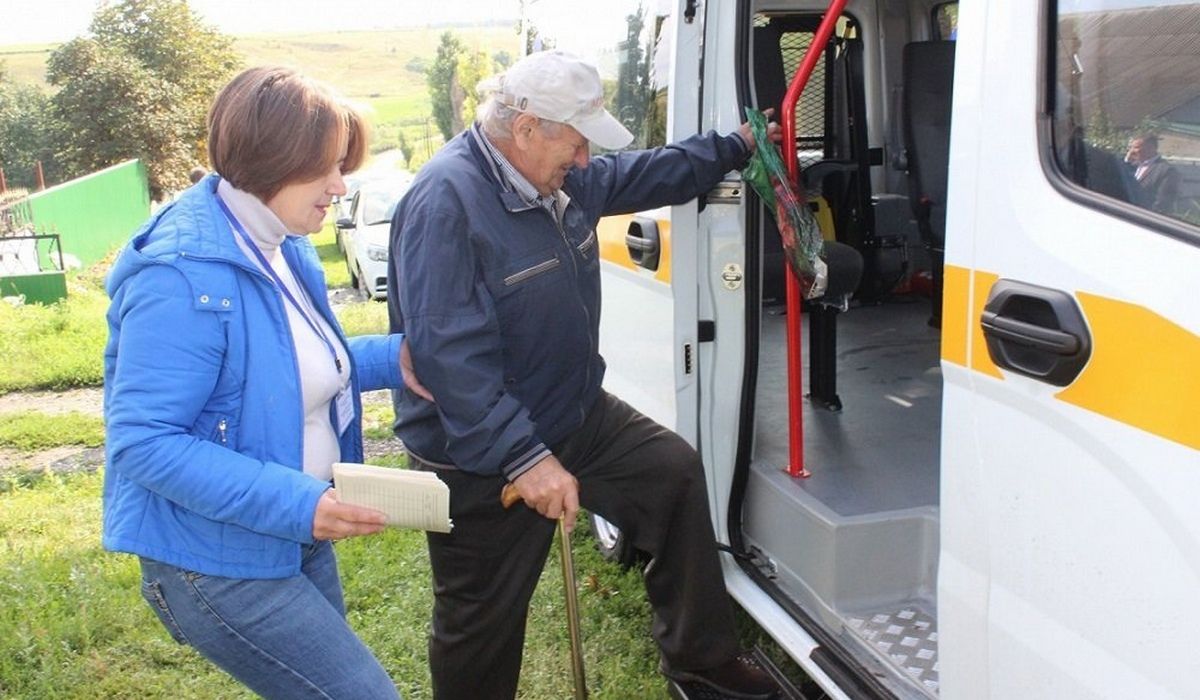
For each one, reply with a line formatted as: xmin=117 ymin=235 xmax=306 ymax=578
xmin=103 ymin=66 xmax=422 ymax=699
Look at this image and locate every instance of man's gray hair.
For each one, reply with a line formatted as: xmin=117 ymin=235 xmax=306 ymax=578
xmin=477 ymin=93 xmax=564 ymax=141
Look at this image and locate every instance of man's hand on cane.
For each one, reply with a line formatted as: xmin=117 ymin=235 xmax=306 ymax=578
xmin=509 ymin=455 xmax=580 ymax=533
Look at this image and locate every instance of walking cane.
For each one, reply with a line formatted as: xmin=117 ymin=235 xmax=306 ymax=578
xmin=501 ymin=483 xmax=588 ymax=700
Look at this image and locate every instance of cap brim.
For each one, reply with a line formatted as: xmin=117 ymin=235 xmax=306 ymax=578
xmin=570 ymin=109 xmax=635 ymax=150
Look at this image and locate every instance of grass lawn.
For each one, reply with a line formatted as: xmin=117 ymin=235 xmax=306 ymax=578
xmin=0 ymin=467 xmax=674 ymax=699
xmin=0 ymin=272 xmax=109 ymax=394
xmin=0 ymin=224 xmax=377 ymax=395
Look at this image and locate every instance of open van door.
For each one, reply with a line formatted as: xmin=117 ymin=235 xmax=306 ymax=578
xmin=940 ymin=2 xmax=1200 ymax=696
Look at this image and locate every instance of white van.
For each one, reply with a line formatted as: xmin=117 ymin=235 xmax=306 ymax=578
xmin=526 ymin=1 xmax=1200 ymax=697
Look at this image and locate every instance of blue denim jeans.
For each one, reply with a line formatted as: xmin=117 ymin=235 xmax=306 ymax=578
xmin=139 ymin=541 xmax=400 ymax=700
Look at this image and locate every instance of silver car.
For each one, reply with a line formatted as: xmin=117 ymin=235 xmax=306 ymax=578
xmin=335 ymin=176 xmax=411 ymax=300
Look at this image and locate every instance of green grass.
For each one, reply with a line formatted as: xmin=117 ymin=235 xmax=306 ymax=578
xmin=0 ymin=471 xmax=250 ymax=698
xmin=0 ymin=468 xmax=679 ymax=699
xmin=362 ymin=401 xmax=398 ymax=440
xmin=0 ymin=411 xmax=105 ymax=452
xmin=0 ymin=274 xmax=109 ymax=394
xmin=0 ymin=224 xmax=379 ymax=398
xmin=365 ymin=94 xmax=430 ymax=125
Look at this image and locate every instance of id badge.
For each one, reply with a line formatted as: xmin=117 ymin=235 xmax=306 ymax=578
xmin=335 ymin=383 xmax=355 ymax=435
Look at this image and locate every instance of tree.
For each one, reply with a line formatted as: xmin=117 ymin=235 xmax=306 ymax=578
xmin=614 ymin=5 xmax=652 ymax=148
xmin=46 ymin=0 xmax=239 ymax=200
xmin=0 ymin=73 xmax=61 ymax=190
xmin=427 ymin=32 xmax=464 ymax=143
xmin=397 ymin=131 xmax=414 ymax=169
xmin=454 ymin=50 xmax=493 ymax=133
xmin=47 ymin=39 xmax=191 ymax=200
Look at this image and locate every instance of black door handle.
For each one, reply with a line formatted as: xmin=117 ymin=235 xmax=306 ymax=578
xmin=980 ymin=280 xmax=1091 ymax=386
xmin=625 ymin=217 xmax=660 ymax=271
xmin=980 ymin=312 xmax=1080 ymax=355
xmin=624 ymin=234 xmax=657 ymax=252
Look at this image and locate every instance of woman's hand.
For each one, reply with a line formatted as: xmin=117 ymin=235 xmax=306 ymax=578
xmin=401 ymin=339 xmax=434 ymax=401
xmin=312 ymin=488 xmax=387 ymax=541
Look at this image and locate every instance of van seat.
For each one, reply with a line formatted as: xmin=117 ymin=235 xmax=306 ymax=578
xmin=902 ymin=41 xmax=956 ymax=327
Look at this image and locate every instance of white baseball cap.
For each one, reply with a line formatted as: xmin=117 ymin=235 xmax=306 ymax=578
xmin=482 ymin=50 xmax=635 ymax=150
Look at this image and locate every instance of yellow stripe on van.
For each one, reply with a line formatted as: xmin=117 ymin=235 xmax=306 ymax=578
xmin=1056 ymin=293 xmax=1200 ymax=450
xmin=941 ymin=264 xmax=970 ymax=367
xmin=969 ymin=270 xmax=1004 ymax=379
xmin=596 ymin=214 xmax=672 ymax=284
xmin=942 ymin=264 xmax=1003 ymax=378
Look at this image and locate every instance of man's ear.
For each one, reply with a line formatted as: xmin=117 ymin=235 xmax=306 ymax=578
xmin=512 ymin=113 xmax=541 ymax=150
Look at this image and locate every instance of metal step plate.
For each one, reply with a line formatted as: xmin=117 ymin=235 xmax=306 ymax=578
xmin=846 ymin=606 xmax=939 ymax=694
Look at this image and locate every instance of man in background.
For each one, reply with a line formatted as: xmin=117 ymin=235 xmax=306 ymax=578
xmin=1126 ymin=133 xmax=1180 ymax=215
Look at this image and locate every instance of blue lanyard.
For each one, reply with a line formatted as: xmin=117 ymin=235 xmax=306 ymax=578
xmin=215 ymin=195 xmax=344 ymax=375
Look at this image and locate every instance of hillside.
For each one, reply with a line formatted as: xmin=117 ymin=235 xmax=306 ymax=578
xmin=237 ymin=26 xmax=517 ymax=100
xmin=1 ymin=26 xmax=519 ymax=93
xmin=0 ymin=44 xmax=56 ymax=90
xmin=0 ymin=26 xmax=521 ymax=167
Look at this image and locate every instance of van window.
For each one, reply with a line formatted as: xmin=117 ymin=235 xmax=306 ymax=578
xmin=1050 ymin=1 xmax=1200 ymax=227
xmin=523 ymin=2 xmax=671 ymax=150
xmin=933 ymin=2 xmax=958 ymax=41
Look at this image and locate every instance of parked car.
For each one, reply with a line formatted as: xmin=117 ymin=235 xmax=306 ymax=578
xmin=335 ymin=176 xmax=410 ymax=300
xmin=332 ymin=173 xmax=364 ymax=254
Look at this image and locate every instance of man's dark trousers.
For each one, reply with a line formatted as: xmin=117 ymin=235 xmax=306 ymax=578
xmin=417 ymin=390 xmax=740 ymax=700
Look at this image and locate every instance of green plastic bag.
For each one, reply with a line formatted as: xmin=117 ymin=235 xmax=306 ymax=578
xmin=742 ymin=107 xmax=827 ymax=299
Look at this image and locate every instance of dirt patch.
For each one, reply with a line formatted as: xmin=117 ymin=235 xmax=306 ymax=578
xmin=0 ymin=387 xmax=105 ymax=418
xmin=0 ymin=388 xmax=405 ymax=475
xmin=0 ymin=445 xmax=105 ymax=475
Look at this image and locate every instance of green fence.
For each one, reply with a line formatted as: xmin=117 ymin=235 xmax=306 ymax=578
xmin=11 ymin=159 xmax=150 ymax=267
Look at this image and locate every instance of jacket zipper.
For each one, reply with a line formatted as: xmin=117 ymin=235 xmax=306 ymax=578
xmin=504 ymin=257 xmax=561 ymax=286
xmin=547 ymin=210 xmax=593 ymax=426
xmin=183 ymin=250 xmax=308 ymax=467
xmin=217 ymin=418 xmax=228 ymax=445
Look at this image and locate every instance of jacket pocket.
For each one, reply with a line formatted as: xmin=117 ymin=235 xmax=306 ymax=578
xmin=140 ymin=578 xmax=191 ymax=645
xmin=576 ymin=229 xmax=597 ymax=257
xmin=193 ymin=412 xmax=238 ymax=449
xmin=503 ymin=256 xmax=561 ymax=287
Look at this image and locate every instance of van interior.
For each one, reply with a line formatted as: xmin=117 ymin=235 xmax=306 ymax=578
xmin=733 ymin=3 xmax=957 ymax=697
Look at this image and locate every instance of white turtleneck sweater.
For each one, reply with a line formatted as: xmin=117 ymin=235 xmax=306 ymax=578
xmin=218 ymin=179 xmax=351 ymax=481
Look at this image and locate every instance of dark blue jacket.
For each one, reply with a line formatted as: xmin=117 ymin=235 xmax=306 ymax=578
xmin=389 ymin=126 xmax=748 ymax=478
xmin=104 ymin=175 xmax=404 ymax=578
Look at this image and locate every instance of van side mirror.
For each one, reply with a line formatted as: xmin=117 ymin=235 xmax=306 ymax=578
xmin=335 ymin=217 xmax=354 ymax=229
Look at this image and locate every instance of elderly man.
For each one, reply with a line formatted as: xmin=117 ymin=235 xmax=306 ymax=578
xmin=388 ymin=50 xmax=781 ymax=699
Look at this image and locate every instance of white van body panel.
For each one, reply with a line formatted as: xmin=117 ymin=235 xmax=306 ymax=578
xmin=941 ymin=2 xmax=1200 ymax=699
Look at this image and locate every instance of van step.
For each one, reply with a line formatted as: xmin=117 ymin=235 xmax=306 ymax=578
xmin=666 ymin=647 xmax=813 ymax=700
xmin=846 ymin=606 xmax=939 ymax=695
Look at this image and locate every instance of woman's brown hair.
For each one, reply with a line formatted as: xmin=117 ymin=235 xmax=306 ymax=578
xmin=207 ymin=66 xmax=368 ymax=201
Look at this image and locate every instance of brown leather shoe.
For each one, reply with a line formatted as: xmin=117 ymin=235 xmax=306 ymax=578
xmin=662 ymin=653 xmax=781 ymax=699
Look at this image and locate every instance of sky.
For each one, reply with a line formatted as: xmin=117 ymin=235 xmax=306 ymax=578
xmin=0 ymin=0 xmax=523 ymax=46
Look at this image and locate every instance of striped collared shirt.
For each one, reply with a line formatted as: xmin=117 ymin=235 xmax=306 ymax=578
xmin=471 ymin=123 xmax=561 ymax=219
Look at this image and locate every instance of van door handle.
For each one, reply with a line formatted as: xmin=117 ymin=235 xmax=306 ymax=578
xmin=625 ymin=217 xmax=661 ymax=271
xmin=979 ymin=312 xmax=1080 ymax=355
xmin=624 ymin=234 xmax=657 ymax=252
xmin=980 ymin=280 xmax=1092 ymax=386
